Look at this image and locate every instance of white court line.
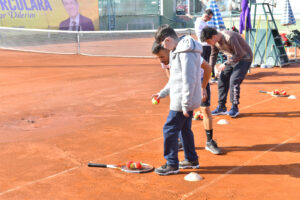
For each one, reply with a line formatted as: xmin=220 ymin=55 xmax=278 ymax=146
xmin=0 ymin=137 xmax=163 ymax=196
xmin=181 ymin=132 xmax=300 ymax=200
xmin=0 ymin=167 xmax=79 ymax=196
xmin=78 ymin=113 xmax=166 ymax=118
xmin=240 ymin=97 xmax=277 ymax=110
xmin=0 ymin=89 xmax=298 ymax=196
xmin=181 ymin=90 xmax=300 ymax=199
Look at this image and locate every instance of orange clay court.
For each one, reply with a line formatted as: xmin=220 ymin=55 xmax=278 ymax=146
xmin=0 ymin=49 xmax=300 ymax=200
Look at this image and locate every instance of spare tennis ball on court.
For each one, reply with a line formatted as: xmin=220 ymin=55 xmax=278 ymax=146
xmin=129 ymin=163 xmax=136 ymax=169
xmin=280 ymin=90 xmax=287 ymax=95
xmin=193 ymin=111 xmax=203 ymax=120
xmin=126 ymin=160 xmax=134 ymax=169
xmin=135 ymin=162 xmax=142 ymax=169
xmin=272 ymin=89 xmax=280 ymax=95
xmin=199 ymin=113 xmax=203 ymax=120
xmin=152 ymin=97 xmax=160 ymax=105
xmin=193 ymin=112 xmax=200 ymax=119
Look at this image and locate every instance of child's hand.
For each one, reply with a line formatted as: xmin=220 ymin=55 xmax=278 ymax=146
xmin=218 ymin=64 xmax=226 ymax=71
xmin=201 ymin=88 xmax=207 ymax=102
xmin=183 ymin=111 xmax=190 ymax=118
xmin=151 ymin=93 xmax=160 ymax=100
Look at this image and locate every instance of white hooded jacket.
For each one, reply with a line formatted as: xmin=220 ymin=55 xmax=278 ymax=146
xmin=158 ymin=35 xmax=203 ymax=113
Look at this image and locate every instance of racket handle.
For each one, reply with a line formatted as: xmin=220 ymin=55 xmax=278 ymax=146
xmin=88 ymin=163 xmax=107 ymax=168
xmin=259 ymin=90 xmax=267 ymax=93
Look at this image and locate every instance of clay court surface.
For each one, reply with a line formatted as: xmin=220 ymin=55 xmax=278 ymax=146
xmin=0 ymin=49 xmax=300 ymax=200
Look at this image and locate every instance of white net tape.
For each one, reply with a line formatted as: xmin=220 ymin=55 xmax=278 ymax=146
xmin=0 ymin=27 xmax=195 ymax=58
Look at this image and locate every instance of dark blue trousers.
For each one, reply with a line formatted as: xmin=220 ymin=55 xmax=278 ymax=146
xmin=163 ymin=110 xmax=198 ymax=168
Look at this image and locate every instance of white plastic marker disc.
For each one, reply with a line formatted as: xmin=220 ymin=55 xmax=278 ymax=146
xmin=217 ymin=119 xmax=229 ymax=125
xmin=184 ymin=172 xmax=203 ymax=182
xmin=260 ymin=64 xmax=267 ymax=68
xmin=288 ymin=95 xmax=297 ymax=99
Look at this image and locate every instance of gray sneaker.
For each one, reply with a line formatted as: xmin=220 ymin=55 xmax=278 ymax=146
xmin=155 ymin=164 xmax=179 ymax=176
xmin=205 ymin=140 xmax=222 ymax=155
xmin=179 ymin=160 xmax=200 ymax=169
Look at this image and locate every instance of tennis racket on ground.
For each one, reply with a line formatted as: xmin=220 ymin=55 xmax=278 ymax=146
xmin=88 ymin=162 xmax=154 ymax=173
xmin=259 ymin=90 xmax=289 ymax=97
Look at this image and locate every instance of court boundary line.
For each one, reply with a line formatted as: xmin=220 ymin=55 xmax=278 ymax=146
xmin=181 ymin=132 xmax=300 ymax=200
xmin=180 ymin=86 xmax=300 ymax=200
xmin=0 ymin=90 xmax=298 ymax=197
xmin=0 ymin=137 xmax=163 ymax=196
xmin=0 ymin=167 xmax=79 ymax=196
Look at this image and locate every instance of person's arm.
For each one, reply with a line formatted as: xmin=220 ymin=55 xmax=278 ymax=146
xmin=158 ymin=81 xmax=170 ymax=99
xmin=201 ymin=59 xmax=211 ymax=89
xmin=185 ymin=13 xmax=195 ymax=20
xmin=164 ymin=68 xmax=170 ymax=79
xmin=200 ymin=59 xmax=212 ymax=101
xmin=195 ymin=19 xmax=206 ymax=42
xmin=194 ymin=19 xmax=201 ymax=42
xmin=209 ymin=45 xmax=219 ymax=69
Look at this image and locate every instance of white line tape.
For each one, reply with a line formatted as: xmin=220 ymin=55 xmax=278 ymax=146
xmin=0 ymin=167 xmax=78 ymax=196
xmin=1 ymin=87 xmax=298 ymax=196
xmin=181 ymin=132 xmax=300 ymax=200
xmin=0 ymin=137 xmax=163 ymax=196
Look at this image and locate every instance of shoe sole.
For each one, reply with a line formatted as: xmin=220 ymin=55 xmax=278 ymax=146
xmin=205 ymin=146 xmax=222 ymax=155
xmin=155 ymin=169 xmax=180 ymax=176
xmin=228 ymin=112 xmax=240 ymax=118
xmin=179 ymin=165 xmax=200 ymax=169
xmin=212 ymin=111 xmax=227 ymax=116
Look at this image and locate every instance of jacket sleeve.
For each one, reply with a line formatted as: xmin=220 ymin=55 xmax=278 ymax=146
xmin=87 ymin=20 xmax=95 ymax=31
xmin=180 ymin=52 xmax=198 ymax=113
xmin=158 ymin=81 xmax=170 ymax=98
xmin=209 ymin=45 xmax=219 ymax=68
xmin=194 ymin=19 xmax=201 ymax=42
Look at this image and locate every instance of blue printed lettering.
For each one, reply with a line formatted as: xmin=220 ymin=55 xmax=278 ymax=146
xmin=30 ymin=0 xmax=38 ymax=10
xmin=22 ymin=0 xmax=31 ymax=10
xmin=16 ymin=0 xmax=24 ymax=10
xmin=0 ymin=0 xmax=53 ymax=11
xmin=44 ymin=0 xmax=52 ymax=11
xmin=8 ymin=0 xmax=16 ymax=10
xmin=36 ymin=0 xmax=44 ymax=10
xmin=0 ymin=0 xmax=9 ymax=10
xmin=0 ymin=13 xmax=6 ymax=18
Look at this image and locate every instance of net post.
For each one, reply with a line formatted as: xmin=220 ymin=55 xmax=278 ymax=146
xmin=77 ymin=30 xmax=80 ymax=54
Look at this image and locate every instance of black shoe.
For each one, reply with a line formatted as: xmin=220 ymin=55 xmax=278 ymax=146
xmin=210 ymin=77 xmax=218 ymax=83
xmin=155 ymin=164 xmax=179 ymax=175
xmin=205 ymin=140 xmax=222 ymax=155
xmin=178 ymin=142 xmax=184 ymax=151
xmin=179 ymin=160 xmax=200 ymax=169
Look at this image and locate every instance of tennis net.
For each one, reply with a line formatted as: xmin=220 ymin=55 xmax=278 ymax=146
xmin=0 ymin=27 xmax=195 ymax=58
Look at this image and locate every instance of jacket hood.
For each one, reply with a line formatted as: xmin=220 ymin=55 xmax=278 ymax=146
xmin=173 ymin=35 xmax=203 ymax=54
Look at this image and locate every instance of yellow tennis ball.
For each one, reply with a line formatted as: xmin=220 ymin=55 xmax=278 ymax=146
xmin=130 ymin=163 xmax=136 ymax=169
xmin=152 ymin=97 xmax=160 ymax=105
